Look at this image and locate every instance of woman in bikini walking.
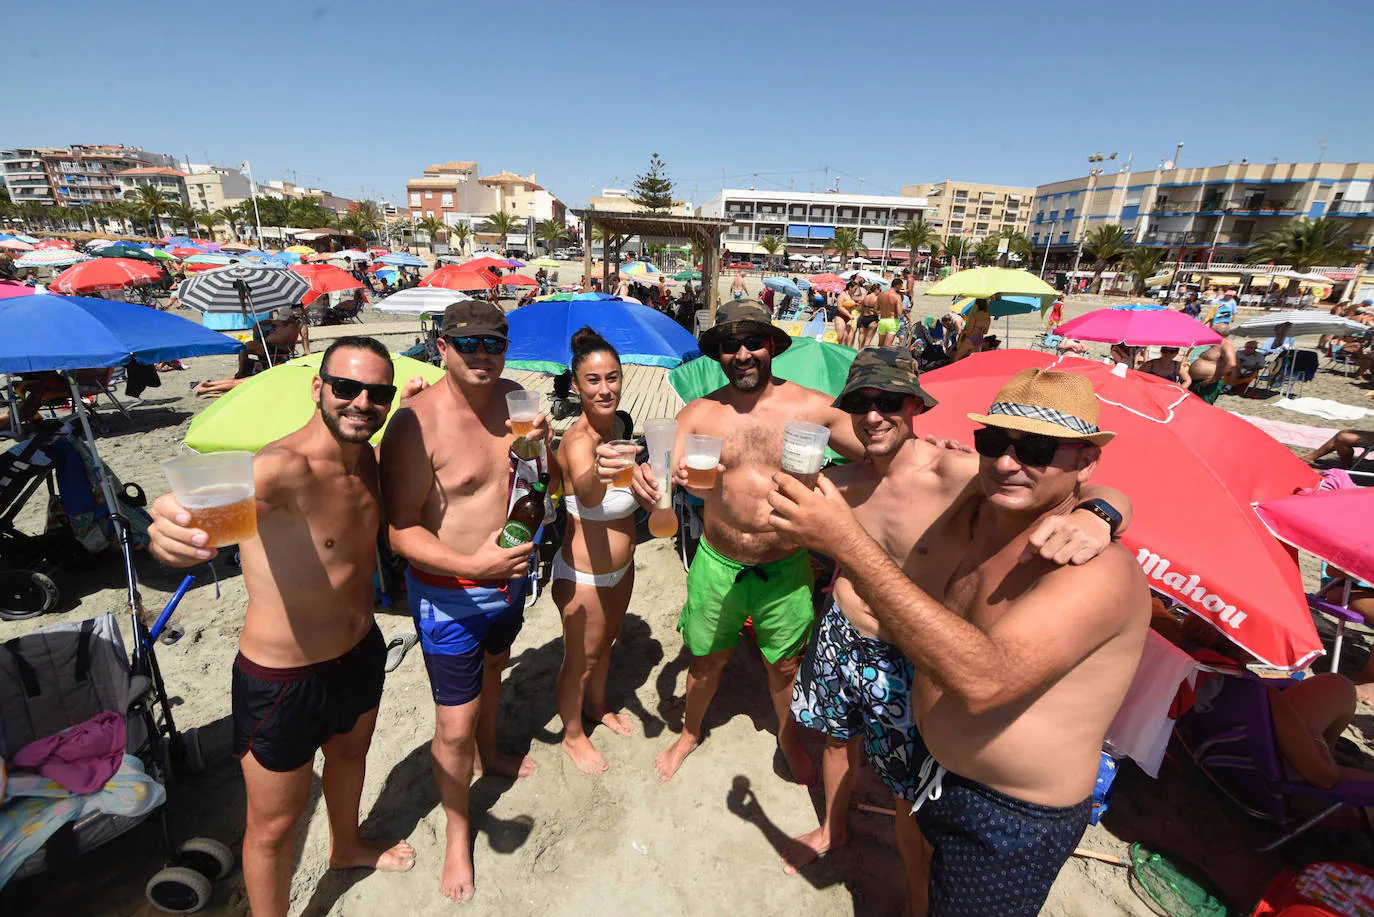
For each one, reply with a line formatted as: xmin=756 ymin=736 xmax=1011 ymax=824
xmin=553 ymin=328 xmax=654 ymax=773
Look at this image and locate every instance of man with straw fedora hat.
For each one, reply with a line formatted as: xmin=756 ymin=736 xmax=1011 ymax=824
xmin=649 ymin=300 xmax=867 ymax=785
xmin=768 ymin=367 xmax=1150 ymax=917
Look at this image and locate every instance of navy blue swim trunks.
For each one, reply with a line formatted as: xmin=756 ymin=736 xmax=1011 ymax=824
xmin=406 ymin=566 xmax=528 ymax=707
xmin=911 ymin=764 xmax=1092 ymax=917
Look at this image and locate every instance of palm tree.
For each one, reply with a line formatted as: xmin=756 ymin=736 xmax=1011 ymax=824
xmin=340 ymin=212 xmax=377 ymax=240
xmin=167 ymin=203 xmax=200 ymax=236
xmin=891 ymin=220 xmax=941 ymax=276
xmin=974 ymin=236 xmax=1003 ymax=265
xmin=942 ymin=235 xmax=971 ymax=266
xmin=196 ymin=208 xmax=219 ymax=241
xmin=825 ymin=227 xmax=868 ymax=271
xmin=211 ymin=207 xmax=241 ymax=240
xmin=481 ymin=211 xmax=521 ymax=253
xmin=757 ymin=235 xmax=784 ymax=270
xmin=1082 ymin=224 xmax=1131 ymax=293
xmin=1121 ymin=248 xmax=1169 ymax=296
xmin=417 ymin=215 xmax=448 ymax=252
xmin=535 ymin=218 xmax=569 ymax=255
xmin=1247 ymin=217 xmax=1357 ymax=273
xmin=995 ymin=229 xmax=1033 ymax=266
xmin=133 ymin=185 xmax=172 ymax=239
xmin=448 ymin=222 xmax=471 ymax=256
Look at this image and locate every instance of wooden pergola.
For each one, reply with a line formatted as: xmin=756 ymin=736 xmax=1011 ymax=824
xmin=572 ymin=209 xmax=734 ymax=323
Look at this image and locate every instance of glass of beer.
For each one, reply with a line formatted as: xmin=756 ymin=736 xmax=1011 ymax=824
xmin=160 ymin=451 xmax=257 ymax=548
xmin=506 ymin=390 xmax=540 ymax=437
xmin=781 ymin=421 xmax=830 ymax=490
xmin=684 ymin=434 xmax=724 ymax=489
xmin=607 ymin=440 xmax=639 ymax=487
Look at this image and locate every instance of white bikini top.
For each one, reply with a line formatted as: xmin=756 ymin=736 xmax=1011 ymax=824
xmin=564 ymin=487 xmax=637 ymax=522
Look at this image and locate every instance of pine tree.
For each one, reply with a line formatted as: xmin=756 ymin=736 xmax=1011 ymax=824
xmin=630 ymin=153 xmax=675 ymax=213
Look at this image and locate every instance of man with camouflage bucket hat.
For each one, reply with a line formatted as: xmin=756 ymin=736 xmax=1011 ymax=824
xmin=777 ymin=352 xmax=1136 ymax=917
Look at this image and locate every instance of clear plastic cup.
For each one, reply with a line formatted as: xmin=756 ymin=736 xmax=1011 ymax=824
xmin=781 ymin=421 xmax=830 ymax=489
xmin=506 ymin=390 xmax=540 ymax=436
xmin=644 ymin=418 xmax=678 ymax=519
xmin=161 ymin=451 xmax=257 ymax=548
xmin=684 ymin=434 xmax=724 ymax=489
xmin=607 ymin=439 xmax=639 ymax=487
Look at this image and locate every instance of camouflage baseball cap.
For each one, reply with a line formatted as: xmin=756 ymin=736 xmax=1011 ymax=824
xmin=833 ymin=347 xmax=937 ymax=408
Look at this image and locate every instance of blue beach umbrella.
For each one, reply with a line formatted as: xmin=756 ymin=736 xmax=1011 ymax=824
xmin=504 ymin=299 xmax=701 ymax=373
xmin=953 ymin=294 xmax=1043 ymax=318
xmin=764 ymin=277 xmax=803 ymax=298
xmin=377 ymin=252 xmax=427 ymax=267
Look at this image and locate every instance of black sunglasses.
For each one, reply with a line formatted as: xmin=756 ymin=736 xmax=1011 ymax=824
xmin=716 ymin=334 xmax=769 ymax=355
xmin=973 ymin=427 xmax=1084 ymax=467
xmin=447 ymin=336 xmax=508 ymax=355
xmin=320 ymin=372 xmax=396 ymax=405
xmin=837 ymin=391 xmax=909 ymax=415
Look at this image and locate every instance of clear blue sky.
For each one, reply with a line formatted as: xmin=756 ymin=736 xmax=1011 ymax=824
xmin=6 ymin=0 xmax=1371 ymax=209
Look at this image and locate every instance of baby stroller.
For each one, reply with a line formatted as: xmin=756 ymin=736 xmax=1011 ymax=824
xmin=0 ymin=603 xmax=229 ymax=913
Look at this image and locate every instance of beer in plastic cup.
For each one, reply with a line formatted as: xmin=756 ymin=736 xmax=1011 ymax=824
xmin=506 ymin=390 xmax=540 ymax=437
xmin=684 ymin=434 xmax=723 ymax=489
xmin=644 ymin=419 xmax=679 ymax=537
xmin=161 ymin=451 xmax=257 ymax=548
xmin=607 ymin=439 xmax=638 ymax=487
xmin=781 ymin=421 xmax=830 ymax=490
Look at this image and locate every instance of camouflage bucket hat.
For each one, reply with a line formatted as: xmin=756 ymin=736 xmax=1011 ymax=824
xmin=833 ymin=347 xmax=937 ymax=408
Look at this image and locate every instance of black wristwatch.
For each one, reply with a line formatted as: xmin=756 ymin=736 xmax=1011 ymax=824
xmin=1074 ymin=498 xmax=1122 ymax=537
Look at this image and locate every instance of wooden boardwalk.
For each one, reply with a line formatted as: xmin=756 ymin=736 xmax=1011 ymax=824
xmin=501 ymin=363 xmax=684 ymax=435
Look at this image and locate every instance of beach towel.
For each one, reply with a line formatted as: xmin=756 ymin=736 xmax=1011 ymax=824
xmin=1230 ymin=413 xmax=1343 ymax=450
xmin=1106 ymin=631 xmax=1198 ymax=777
xmin=0 ymin=753 xmax=164 ymax=889
xmin=1274 ymin=398 xmax=1374 ymax=423
xmin=11 ymin=710 xmax=125 ymax=794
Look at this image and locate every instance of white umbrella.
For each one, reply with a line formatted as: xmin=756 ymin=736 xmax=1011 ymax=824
xmin=804 ymin=255 xmax=823 ymax=264
xmin=1232 ymin=310 xmax=1368 ymax=339
xmin=373 ymin=288 xmax=476 ymax=316
xmin=850 ymin=256 xmax=872 ymax=264
xmin=1275 ymin=271 xmax=1333 ymax=283
xmin=787 ymin=253 xmax=808 ymax=262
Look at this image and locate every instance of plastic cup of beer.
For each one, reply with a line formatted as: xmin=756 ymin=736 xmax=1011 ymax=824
xmin=160 ymin=451 xmax=257 ymax=548
xmin=684 ymin=434 xmax=724 ymax=489
xmin=607 ymin=439 xmax=639 ymax=487
xmin=506 ymin=390 xmax=540 ymax=437
xmin=644 ymin=419 xmax=678 ymax=481
xmin=781 ymin=421 xmax=830 ymax=490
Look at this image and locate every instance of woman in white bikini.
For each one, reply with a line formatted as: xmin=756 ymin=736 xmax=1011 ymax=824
xmin=553 ymin=328 xmax=652 ymax=774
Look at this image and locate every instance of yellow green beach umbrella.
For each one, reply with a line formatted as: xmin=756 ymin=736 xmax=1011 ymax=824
xmin=531 ymin=257 xmax=560 ymax=268
xmin=924 ymin=267 xmax=1057 ymax=303
xmin=284 ymin=244 xmax=316 ymax=255
xmin=184 ymin=352 xmax=443 ymax=453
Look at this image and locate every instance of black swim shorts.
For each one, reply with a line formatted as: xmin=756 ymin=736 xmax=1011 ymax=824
xmin=232 ymin=624 xmax=386 ymax=772
xmin=857 ymin=314 xmax=879 ymax=328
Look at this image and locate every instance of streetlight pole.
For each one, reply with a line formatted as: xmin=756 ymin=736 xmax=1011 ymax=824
xmin=1069 ymin=152 xmax=1115 ymax=293
xmin=1039 ymin=220 xmax=1057 ymax=278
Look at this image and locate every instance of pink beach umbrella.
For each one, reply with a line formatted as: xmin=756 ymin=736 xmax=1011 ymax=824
xmin=1055 ymin=305 xmax=1222 ymax=347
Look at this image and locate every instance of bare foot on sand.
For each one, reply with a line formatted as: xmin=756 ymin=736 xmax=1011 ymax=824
xmin=779 ymin=734 xmax=817 ymax=786
xmin=589 ymin=709 xmax=634 ymax=736
xmin=474 ymin=750 xmax=537 ymax=779
xmin=781 ymin=827 xmax=844 ymax=875
xmin=441 ymin=836 xmax=475 ymax=902
xmin=562 ymin=734 xmax=609 ymax=775
xmin=329 ymin=838 xmax=416 ymax=872
xmin=1356 ymin=678 xmax=1374 ymax=707
xmin=655 ymin=734 xmax=699 ymax=782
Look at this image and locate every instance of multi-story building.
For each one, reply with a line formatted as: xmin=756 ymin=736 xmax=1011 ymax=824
xmin=1030 ymin=160 xmax=1374 ymax=266
xmin=115 ymin=166 xmax=189 ymax=206
xmin=406 ymin=160 xmax=486 ymax=224
xmin=0 ymin=144 xmax=178 ymax=208
xmin=901 ymin=180 xmax=1034 ymax=240
xmin=183 ymin=165 xmax=253 ymax=213
xmin=697 ymin=188 xmax=931 ymax=264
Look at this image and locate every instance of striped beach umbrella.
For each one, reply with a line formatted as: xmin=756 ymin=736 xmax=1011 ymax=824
xmin=15 ymin=249 xmax=94 ymax=269
xmin=178 ymin=263 xmax=311 ymax=317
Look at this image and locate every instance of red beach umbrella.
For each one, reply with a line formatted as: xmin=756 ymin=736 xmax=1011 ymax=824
xmin=419 ymin=266 xmax=498 ymax=292
xmin=496 ymin=274 xmax=538 ymax=287
xmin=34 ymin=239 xmax=76 ymax=251
xmin=462 ymin=256 xmax=512 ymax=273
xmin=919 ymin=350 xmax=1321 ymax=669
xmin=50 ymin=258 xmax=163 ymax=294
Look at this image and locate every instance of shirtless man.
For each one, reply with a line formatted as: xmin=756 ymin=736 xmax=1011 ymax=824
xmin=652 ymin=300 xmax=865 ymax=784
xmin=875 ymin=277 xmax=904 ymax=347
xmin=236 ymin=307 xmax=307 ymax=378
xmin=147 ymin=336 xmax=417 ymax=917
xmin=855 ymin=283 xmax=881 ymax=349
xmin=769 ymin=367 xmax=1151 ymax=917
xmin=731 ymin=271 xmax=747 ymax=301
xmin=381 ymin=300 xmax=552 ymax=902
xmin=782 ymin=351 xmax=1129 ymax=906
xmin=951 ymin=298 xmax=991 ymax=361
xmin=1186 ymin=323 xmax=1237 ymax=404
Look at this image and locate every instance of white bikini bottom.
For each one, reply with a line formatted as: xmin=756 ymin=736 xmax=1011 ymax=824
xmin=551 ymin=552 xmax=631 ymax=588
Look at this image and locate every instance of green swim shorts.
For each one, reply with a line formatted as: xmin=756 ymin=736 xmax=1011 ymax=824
xmin=877 ymin=317 xmax=899 ymax=336
xmin=679 ymin=540 xmax=816 ymax=663
xmin=1188 ymin=378 xmax=1225 ymax=404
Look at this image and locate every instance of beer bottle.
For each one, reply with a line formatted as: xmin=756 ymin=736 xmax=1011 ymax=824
xmin=497 ymin=474 xmax=548 ymax=548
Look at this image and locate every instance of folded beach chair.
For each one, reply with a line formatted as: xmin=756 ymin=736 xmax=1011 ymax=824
xmin=0 ymin=612 xmax=232 ymax=910
xmin=1175 ymin=667 xmax=1374 ymax=851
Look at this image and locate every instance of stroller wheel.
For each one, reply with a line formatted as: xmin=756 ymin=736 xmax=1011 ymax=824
xmin=0 ymin=570 xmax=58 ymax=621
xmin=176 ymin=837 xmax=234 ymax=881
xmin=146 ymin=866 xmax=212 ymax=913
xmin=181 ymin=727 xmax=206 ymax=774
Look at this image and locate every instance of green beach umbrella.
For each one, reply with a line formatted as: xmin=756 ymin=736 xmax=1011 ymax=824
xmin=145 ymin=248 xmax=178 ymax=261
xmin=531 ymin=257 xmax=561 ymax=268
xmin=671 ymin=269 xmax=701 ymax=281
xmin=94 ymin=244 xmax=160 ymax=264
xmin=668 ymin=336 xmax=857 ymax=402
xmin=184 ymin=352 xmax=443 ymax=453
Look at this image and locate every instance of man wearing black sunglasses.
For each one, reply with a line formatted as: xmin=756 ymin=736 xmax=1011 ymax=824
xmin=769 ymin=367 xmax=1150 ymax=917
xmin=652 ymin=300 xmax=867 ymax=786
xmin=380 ymin=298 xmax=552 ymax=903
xmin=148 ymin=335 xmax=418 ymax=916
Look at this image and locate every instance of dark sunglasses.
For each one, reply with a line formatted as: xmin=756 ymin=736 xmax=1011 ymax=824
xmin=447 ymin=336 xmax=508 ymax=355
xmin=837 ymin=391 xmax=909 ymax=415
xmin=716 ymin=334 xmax=769 ymax=355
xmin=320 ymin=372 xmax=396 ymax=405
xmin=972 ymin=427 xmax=1084 ymax=467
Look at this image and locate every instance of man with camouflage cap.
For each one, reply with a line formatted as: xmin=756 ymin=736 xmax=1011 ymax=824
xmin=777 ymin=353 xmax=1135 ymax=917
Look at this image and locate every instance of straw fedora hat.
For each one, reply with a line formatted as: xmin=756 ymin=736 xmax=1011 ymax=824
xmin=966 ymin=368 xmax=1116 ymax=446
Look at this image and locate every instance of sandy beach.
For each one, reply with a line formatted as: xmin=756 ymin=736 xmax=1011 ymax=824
xmin=4 ymin=268 xmax=1373 ymax=917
